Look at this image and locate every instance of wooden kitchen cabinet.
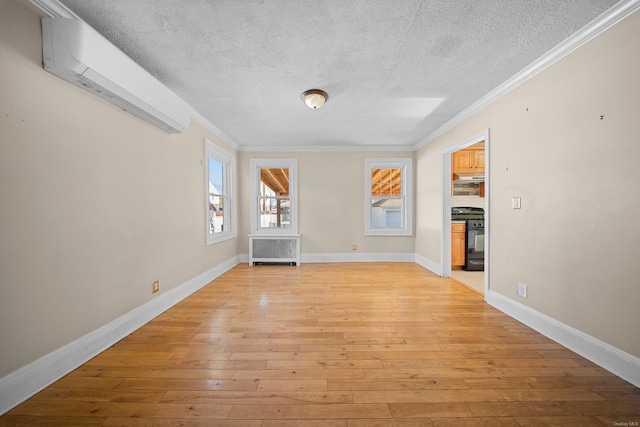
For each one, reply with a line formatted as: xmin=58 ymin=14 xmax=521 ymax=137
xmin=453 ymin=148 xmax=484 ymax=174
xmin=451 ymin=222 xmax=466 ymax=268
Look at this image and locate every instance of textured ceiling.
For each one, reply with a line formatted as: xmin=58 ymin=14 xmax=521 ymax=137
xmin=57 ymin=0 xmax=619 ymax=150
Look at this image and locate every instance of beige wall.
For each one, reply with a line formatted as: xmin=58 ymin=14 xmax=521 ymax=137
xmin=237 ymin=151 xmax=416 ymax=256
xmin=415 ymin=10 xmax=640 ymax=357
xmin=0 ymin=0 xmax=239 ymax=377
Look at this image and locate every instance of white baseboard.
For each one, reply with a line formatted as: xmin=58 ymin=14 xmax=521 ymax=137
xmin=302 ymin=252 xmax=415 ymax=263
xmin=414 ymin=254 xmax=443 ymax=276
xmin=486 ymin=289 xmax=640 ymax=388
xmin=0 ymin=255 xmax=241 ymax=415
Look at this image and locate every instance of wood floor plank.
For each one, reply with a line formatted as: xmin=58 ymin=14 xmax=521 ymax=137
xmin=263 ymin=421 xmax=347 ymax=427
xmin=353 ymin=388 xmax=504 ymax=403
xmin=429 ymin=418 xmax=521 ymax=427
xmin=328 ymin=378 xmax=469 ymax=391
xmin=101 ymin=419 xmax=262 ymax=427
xmin=381 ymin=358 xmax=568 ymax=369
xmin=0 ymin=416 xmax=107 ymax=426
xmin=466 ymin=401 xmax=582 ymax=417
xmin=482 ymin=366 xmax=613 ymax=377
xmin=529 ymin=376 xmax=634 ymax=389
xmin=257 ymin=380 xmax=328 ymax=391
xmin=85 ymin=356 xmax=209 ymax=369
xmin=116 ymin=378 xmax=259 ymax=391
xmin=230 ymin=351 xmax=348 ymax=360
xmin=30 ymin=388 xmax=166 ymax=403
xmin=348 ymin=420 xmax=437 ymax=427
xmin=266 ymin=359 xmax=383 ymax=369
xmin=388 ymin=402 xmax=473 ymax=418
xmin=299 ymin=344 xmax=442 ymax=352
xmin=161 ymin=390 xmax=353 ymax=404
xmin=7 ymin=400 xmax=233 ymax=419
xmin=233 ymin=368 xmax=366 ymax=380
xmin=67 ymin=366 xmax=238 ymax=380
xmin=226 ymin=403 xmax=392 ymax=419
xmin=348 ymin=351 xmax=464 ymax=360
xmin=362 ymin=367 xmax=490 ymax=379
xmin=45 ymin=376 xmax=125 ymax=389
xmin=498 ymin=388 xmax=606 ymax=402
xmin=1 ymin=262 xmax=636 ymax=426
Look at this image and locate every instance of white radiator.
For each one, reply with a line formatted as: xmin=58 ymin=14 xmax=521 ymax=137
xmin=249 ymin=234 xmax=300 ymax=266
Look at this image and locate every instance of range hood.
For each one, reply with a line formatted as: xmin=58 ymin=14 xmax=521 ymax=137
xmin=454 ymin=175 xmax=485 ymax=182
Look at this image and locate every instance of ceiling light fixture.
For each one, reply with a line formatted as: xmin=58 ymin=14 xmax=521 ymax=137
xmin=301 ymin=89 xmax=328 ymax=109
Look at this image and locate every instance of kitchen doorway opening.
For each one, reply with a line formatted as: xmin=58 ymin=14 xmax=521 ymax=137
xmin=441 ymin=129 xmax=489 ymax=297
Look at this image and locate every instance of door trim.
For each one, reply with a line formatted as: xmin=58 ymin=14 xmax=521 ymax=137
xmin=441 ymin=128 xmax=490 ymax=295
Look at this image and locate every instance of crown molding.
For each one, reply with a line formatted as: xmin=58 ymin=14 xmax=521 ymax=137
xmin=28 ymin=0 xmax=78 ymax=18
xmin=238 ymin=144 xmax=416 ymax=153
xmin=414 ymin=0 xmax=640 ymax=150
xmin=190 ymin=109 xmax=240 ymax=150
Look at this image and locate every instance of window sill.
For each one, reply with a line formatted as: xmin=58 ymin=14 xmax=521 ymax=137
xmin=207 ymin=232 xmax=237 ymax=246
xmin=365 ymin=229 xmax=413 ymax=237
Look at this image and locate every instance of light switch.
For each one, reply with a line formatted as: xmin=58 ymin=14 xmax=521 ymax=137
xmin=512 ymin=197 xmax=521 ymax=209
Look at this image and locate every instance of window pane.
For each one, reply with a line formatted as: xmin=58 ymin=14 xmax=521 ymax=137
xmin=208 ymin=157 xmax=224 ymax=235
xmin=371 ymin=197 xmax=403 ymax=228
xmin=259 ymin=197 xmax=291 ymax=228
xmin=260 ymin=168 xmax=289 ymax=196
xmin=258 ymin=167 xmax=291 ymax=230
xmin=209 ymin=157 xmax=224 ymax=234
xmin=391 ymin=169 xmax=401 ymax=195
xmin=206 ymin=141 xmax=236 ymax=244
xmin=209 ymin=195 xmax=224 ymax=234
xmin=371 ymin=168 xmax=402 ymax=197
xmin=371 ymin=168 xmax=381 ymax=196
xmin=208 ymin=158 xmax=223 ymax=193
xmin=386 ymin=210 xmax=401 ymax=227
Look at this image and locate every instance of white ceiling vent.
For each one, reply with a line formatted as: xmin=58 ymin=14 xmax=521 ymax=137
xmin=41 ymin=17 xmax=191 ymax=134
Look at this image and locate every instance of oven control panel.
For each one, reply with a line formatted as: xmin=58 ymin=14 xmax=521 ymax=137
xmin=466 ymin=220 xmax=484 ymax=229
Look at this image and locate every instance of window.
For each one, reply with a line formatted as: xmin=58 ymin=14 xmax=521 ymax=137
xmin=206 ymin=139 xmax=236 ymax=245
xmin=250 ymin=158 xmax=298 ymax=234
xmin=365 ymin=158 xmax=412 ymax=236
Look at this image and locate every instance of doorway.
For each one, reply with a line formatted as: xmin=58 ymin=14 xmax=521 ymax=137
xmin=441 ymin=129 xmax=489 ymax=296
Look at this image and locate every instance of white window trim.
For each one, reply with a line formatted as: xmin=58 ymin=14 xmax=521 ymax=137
xmin=205 ymin=139 xmax=236 ymax=245
xmin=364 ymin=157 xmax=413 ymax=236
xmin=250 ymin=158 xmax=298 ymax=235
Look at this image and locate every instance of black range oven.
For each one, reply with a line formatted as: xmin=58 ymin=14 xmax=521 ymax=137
xmin=451 ymin=207 xmax=485 ymax=271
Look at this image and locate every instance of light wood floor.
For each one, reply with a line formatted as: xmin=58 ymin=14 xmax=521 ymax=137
xmin=2 ymin=263 xmax=638 ymax=426
xmin=449 ymin=269 xmax=484 ymax=295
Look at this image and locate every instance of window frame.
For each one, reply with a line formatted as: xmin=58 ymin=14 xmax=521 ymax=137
xmin=364 ymin=158 xmax=413 ymax=236
xmin=205 ymin=139 xmax=236 ymax=245
xmin=250 ymin=158 xmax=298 ymax=235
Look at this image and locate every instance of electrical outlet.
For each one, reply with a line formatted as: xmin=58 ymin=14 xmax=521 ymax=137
xmin=517 ymin=282 xmax=527 ymax=298
xmin=352 ymin=244 xmax=357 ymax=251
xmin=152 ymin=280 xmax=159 ymax=293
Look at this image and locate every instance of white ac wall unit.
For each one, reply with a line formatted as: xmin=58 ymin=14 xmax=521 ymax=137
xmin=41 ymin=17 xmax=191 ymax=134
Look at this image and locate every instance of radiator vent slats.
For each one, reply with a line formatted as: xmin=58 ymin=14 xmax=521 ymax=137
xmin=249 ymin=235 xmax=300 ymax=266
